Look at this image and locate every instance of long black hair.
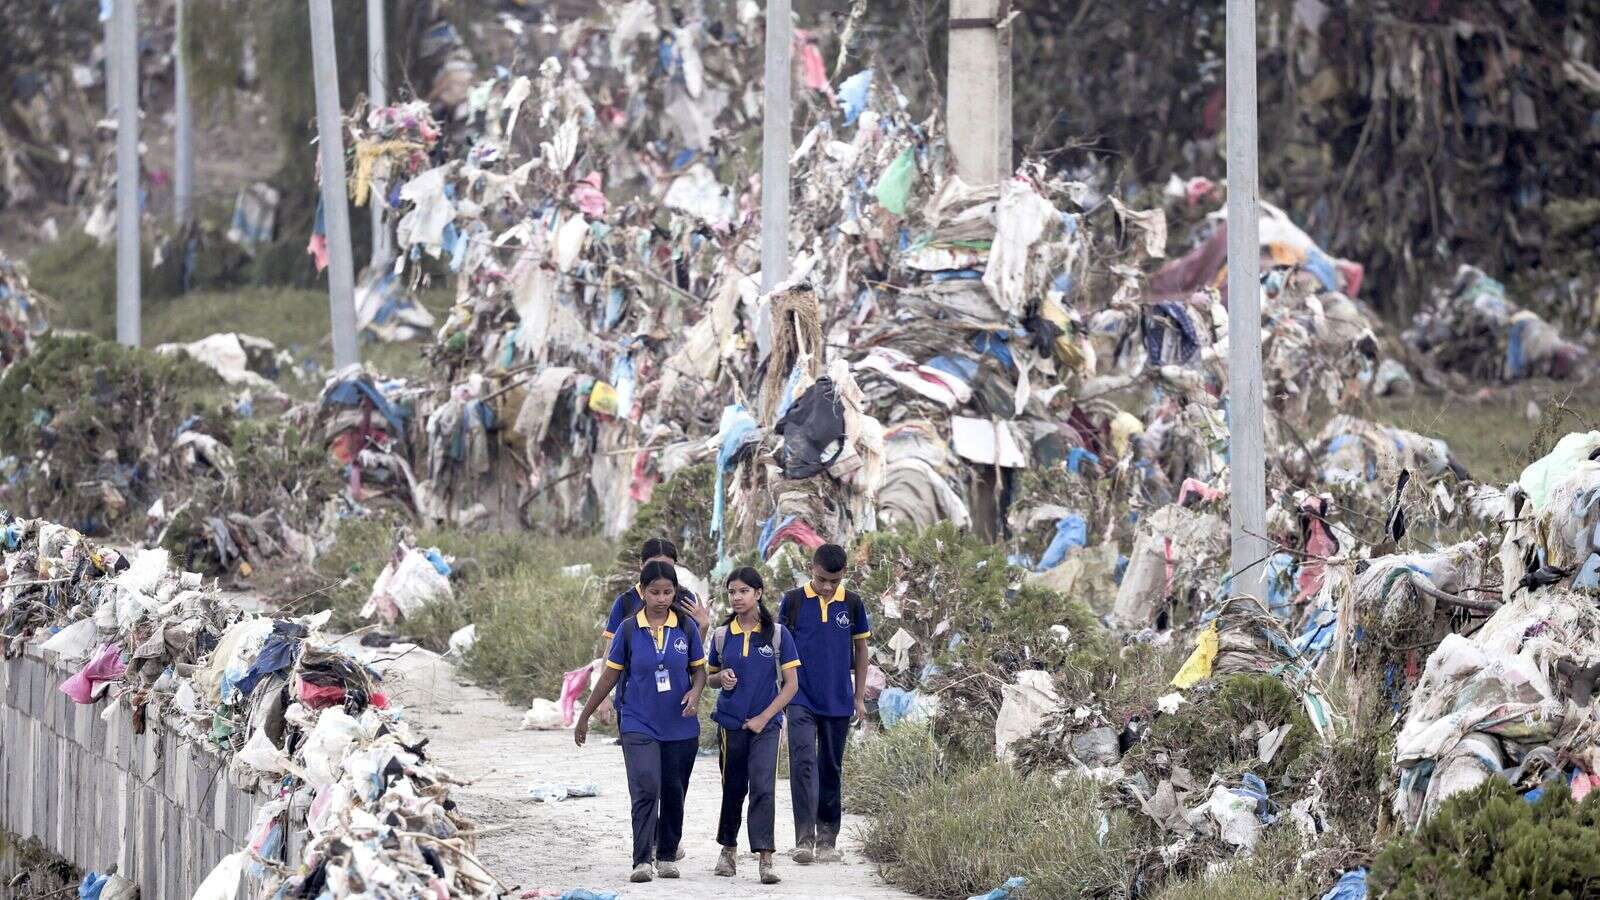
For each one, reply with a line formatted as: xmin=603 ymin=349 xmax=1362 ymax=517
xmin=639 ymin=538 xmax=679 ymax=563
xmin=721 ymin=566 xmax=775 ymax=634
xmin=639 ymin=560 xmax=680 ymax=594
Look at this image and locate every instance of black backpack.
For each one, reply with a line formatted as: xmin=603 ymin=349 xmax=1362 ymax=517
xmin=774 ymin=377 xmax=846 ymax=478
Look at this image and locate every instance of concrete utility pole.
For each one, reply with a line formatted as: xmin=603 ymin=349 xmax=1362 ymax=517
xmin=174 ymin=0 xmax=193 ymax=229
xmin=309 ymin=0 xmax=361 ymax=368
xmin=103 ymin=11 xmax=116 ymax=115
xmin=759 ymin=0 xmax=792 ymax=293
xmin=946 ymin=0 xmax=1013 ymax=185
xmin=366 ymin=0 xmax=392 ymax=268
xmin=114 ymin=0 xmax=141 ymax=347
xmin=1225 ymin=0 xmax=1269 ymax=600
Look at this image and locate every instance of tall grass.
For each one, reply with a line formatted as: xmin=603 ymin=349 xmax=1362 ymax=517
xmin=858 ymin=760 xmax=1135 ymax=898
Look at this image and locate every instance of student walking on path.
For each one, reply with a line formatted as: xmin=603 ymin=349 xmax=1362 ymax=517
xmin=575 ymin=561 xmax=708 ymax=883
xmin=778 ymin=544 xmax=871 ymax=864
xmin=707 ymin=567 xmax=800 ymax=885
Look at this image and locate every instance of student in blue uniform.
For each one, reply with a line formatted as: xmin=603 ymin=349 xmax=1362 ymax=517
xmin=707 ymin=567 xmax=800 ymax=884
xmin=575 ymin=561 xmax=707 ymax=883
xmin=599 ymin=539 xmax=711 ymax=648
xmin=778 ymin=544 xmax=870 ymax=864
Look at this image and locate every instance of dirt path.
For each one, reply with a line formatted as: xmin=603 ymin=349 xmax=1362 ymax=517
xmin=339 ymin=638 xmax=918 ymax=899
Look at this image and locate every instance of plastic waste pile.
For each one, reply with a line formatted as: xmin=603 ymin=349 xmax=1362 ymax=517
xmin=0 ymin=253 xmax=50 ymax=367
xmin=0 ymin=514 xmax=493 ymax=897
xmin=1403 ymin=265 xmax=1589 ymax=384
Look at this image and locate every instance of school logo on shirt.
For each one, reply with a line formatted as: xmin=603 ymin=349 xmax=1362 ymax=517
xmin=673 ymin=637 xmax=689 ymax=655
xmin=834 ymin=610 xmax=851 ymax=630
xmin=759 ymin=644 xmax=775 ymax=658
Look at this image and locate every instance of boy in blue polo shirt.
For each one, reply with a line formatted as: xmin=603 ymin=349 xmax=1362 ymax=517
xmin=575 ymin=561 xmax=707 ymax=883
xmin=778 ymin=543 xmax=870 ymax=864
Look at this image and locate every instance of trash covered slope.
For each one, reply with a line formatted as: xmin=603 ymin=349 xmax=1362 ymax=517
xmin=0 ymin=514 xmax=495 ymax=897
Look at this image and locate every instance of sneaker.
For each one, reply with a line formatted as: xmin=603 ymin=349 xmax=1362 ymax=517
xmin=759 ymin=852 xmax=781 ymax=884
xmin=816 ymin=845 xmax=843 ymax=864
xmin=630 ymin=864 xmax=654 ymax=883
xmin=656 ymin=860 xmax=681 ymax=879
xmin=714 ymin=847 xmax=737 ymax=877
xmin=675 ymin=848 xmax=687 ymax=862
xmin=793 ymin=843 xmax=815 ymax=865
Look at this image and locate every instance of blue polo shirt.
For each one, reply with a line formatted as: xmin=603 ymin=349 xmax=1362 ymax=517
xmin=602 ymin=583 xmax=701 ymax=640
xmin=779 ymin=584 xmax=870 ymax=718
xmin=708 ymin=621 xmax=800 ymax=733
xmin=605 ymin=610 xmax=706 ymax=742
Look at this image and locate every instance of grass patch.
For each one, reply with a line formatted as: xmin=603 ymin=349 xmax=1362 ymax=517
xmin=1366 ymin=386 xmax=1600 ymax=484
xmin=844 ymin=722 xmax=949 ymax=821
xmin=860 ymin=760 xmax=1134 ymax=898
xmin=306 ymin=516 xmax=611 ymax=705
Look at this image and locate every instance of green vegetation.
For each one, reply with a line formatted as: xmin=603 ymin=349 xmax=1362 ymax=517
xmin=0 ymin=335 xmax=226 ymax=534
xmin=1367 ymin=388 xmax=1600 ymax=484
xmin=1128 ymin=674 xmax=1314 ymax=785
xmin=1370 ymin=780 xmax=1600 ymax=899
xmin=859 ymin=758 xmax=1135 ymax=898
xmin=843 ymin=722 xmax=949 ymax=821
xmin=26 ymin=236 xmax=446 ymax=383
xmin=308 ymin=516 xmax=611 ymax=706
xmin=1149 ymin=832 xmax=1322 ymax=900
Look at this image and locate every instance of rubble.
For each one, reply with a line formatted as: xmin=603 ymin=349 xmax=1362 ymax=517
xmin=0 ymin=513 xmax=494 ymax=896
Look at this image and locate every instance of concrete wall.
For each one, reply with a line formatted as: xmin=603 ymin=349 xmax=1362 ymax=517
xmin=1 ymin=642 xmax=283 ymax=899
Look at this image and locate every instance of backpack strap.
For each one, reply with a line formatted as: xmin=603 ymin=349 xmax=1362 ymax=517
xmin=614 ymin=618 xmax=636 ymax=708
xmin=848 ymin=594 xmax=867 ymax=633
xmin=781 ymin=590 xmax=799 ymax=631
xmin=713 ymin=625 xmax=728 ymax=664
xmin=771 ymin=624 xmax=785 ymax=686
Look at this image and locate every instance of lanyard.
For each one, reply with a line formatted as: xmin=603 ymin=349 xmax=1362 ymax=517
xmin=653 ymin=626 xmax=673 ymax=668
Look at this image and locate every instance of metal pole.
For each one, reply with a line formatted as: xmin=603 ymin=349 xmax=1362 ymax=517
xmin=174 ymin=0 xmax=193 ymax=228
xmin=114 ymin=0 xmax=141 ymax=347
xmin=1226 ymin=0 xmax=1268 ymax=600
xmin=309 ymin=0 xmax=361 ymax=368
xmin=759 ymin=0 xmax=792 ymax=293
xmin=366 ymin=0 xmax=392 ymax=268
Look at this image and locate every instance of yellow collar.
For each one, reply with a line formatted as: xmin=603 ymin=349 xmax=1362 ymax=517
xmin=635 ymin=608 xmax=679 ymax=629
xmin=729 ymin=618 xmax=761 ymax=635
xmin=805 ymin=582 xmax=847 ymax=622
xmin=803 ymin=583 xmax=845 ymax=603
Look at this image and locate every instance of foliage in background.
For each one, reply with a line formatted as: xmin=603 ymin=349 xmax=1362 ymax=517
xmin=608 ymin=463 xmax=717 ymax=593
xmin=0 ymin=335 xmax=224 ymax=534
xmin=309 ymin=516 xmax=610 ymax=706
xmin=1148 ymin=831 xmax=1322 ymax=900
xmin=1126 ymin=674 xmax=1314 ymax=786
xmin=1370 ymin=780 xmax=1600 ymax=899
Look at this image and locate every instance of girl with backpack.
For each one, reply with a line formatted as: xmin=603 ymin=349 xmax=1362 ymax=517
xmin=574 ymin=561 xmax=707 ymax=883
xmin=707 ymin=567 xmax=800 ymax=884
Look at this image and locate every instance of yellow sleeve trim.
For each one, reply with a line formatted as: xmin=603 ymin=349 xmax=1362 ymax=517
xmin=601 ymin=630 xmax=616 ymax=640
xmin=781 ymin=660 xmax=802 ymax=670
xmin=853 ymin=631 xmax=871 ymax=640
xmin=605 ymin=660 xmax=625 ymax=671
xmin=707 ymin=666 xmax=722 ymax=674
xmin=690 ymin=658 xmax=707 ymax=668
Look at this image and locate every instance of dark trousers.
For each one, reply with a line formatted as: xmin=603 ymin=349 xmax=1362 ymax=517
xmin=786 ymin=705 xmax=851 ymax=847
xmin=620 ymin=733 xmax=698 ymax=867
xmin=717 ymin=725 xmax=780 ymax=852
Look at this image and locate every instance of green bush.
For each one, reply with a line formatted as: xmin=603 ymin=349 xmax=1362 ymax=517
xmin=1370 ymin=779 xmax=1600 ymax=899
xmin=0 ymin=335 xmax=225 ymax=534
xmin=1126 ymin=674 xmax=1314 ymax=786
xmin=862 ymin=761 xmax=1134 ymax=898
xmin=609 ymin=463 xmax=716 ymax=590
